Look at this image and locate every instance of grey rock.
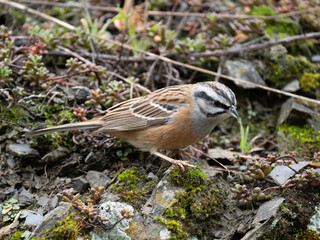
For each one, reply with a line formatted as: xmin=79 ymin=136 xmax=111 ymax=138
xmin=24 ymin=212 xmax=44 ymax=226
xmin=41 ymin=146 xmax=70 ymax=164
xmin=6 ymin=155 xmax=15 ymax=168
xmin=282 ymin=80 xmax=300 ymax=92
xmin=277 ymin=98 xmax=319 ymax=127
xmin=37 ymin=195 xmax=49 ymax=207
xmin=86 ymin=170 xmax=111 ymax=188
xmin=269 ymin=45 xmax=287 ymax=60
xmin=72 ymin=177 xmax=90 ymax=193
xmin=50 ymin=195 xmax=59 ymax=208
xmin=147 ymin=172 xmax=159 ymax=182
xmin=7 ymin=143 xmax=39 ymax=158
xmin=33 ymin=205 xmax=70 ymax=237
xmin=312 ymin=55 xmax=320 ymax=63
xmin=159 ymin=229 xmax=171 ymax=239
xmin=208 ymin=149 xmax=240 ymax=164
xmin=269 ymin=161 xmax=309 ymax=185
xmin=142 ymin=169 xmax=184 ymax=217
xmin=72 ymin=86 xmax=91 ymax=103
xmin=253 ymin=197 xmax=285 ymax=224
xmin=58 ymin=159 xmax=78 ymax=176
xmin=126 ymin=213 xmax=168 ymax=240
xmin=225 ymin=59 xmax=266 ymax=89
xmin=19 ymin=188 xmax=34 ymax=205
xmin=91 ymin=201 xmax=134 ymax=240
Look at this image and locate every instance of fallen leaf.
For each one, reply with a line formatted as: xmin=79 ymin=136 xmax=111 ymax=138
xmin=114 ymin=0 xmax=146 ymax=32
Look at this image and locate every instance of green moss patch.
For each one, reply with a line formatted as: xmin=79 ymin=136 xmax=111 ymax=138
xmin=110 ymin=168 xmax=156 ymax=205
xmin=160 ymin=167 xmax=221 ymax=238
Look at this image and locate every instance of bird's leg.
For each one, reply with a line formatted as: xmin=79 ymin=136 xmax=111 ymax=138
xmin=172 ymin=149 xmax=196 ymax=160
xmin=152 ymin=151 xmax=196 ymax=171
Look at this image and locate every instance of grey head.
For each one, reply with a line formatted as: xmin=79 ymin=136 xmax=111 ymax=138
xmin=192 ymin=81 xmax=238 ymax=120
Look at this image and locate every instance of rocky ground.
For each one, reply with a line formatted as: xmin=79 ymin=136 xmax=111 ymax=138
xmin=1 ymin=0 xmax=320 ymax=239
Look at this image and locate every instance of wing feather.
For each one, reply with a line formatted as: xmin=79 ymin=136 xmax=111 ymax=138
xmin=96 ymin=84 xmax=191 ymax=132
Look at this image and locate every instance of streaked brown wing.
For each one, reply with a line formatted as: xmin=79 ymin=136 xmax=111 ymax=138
xmin=96 ymin=84 xmax=191 ymax=132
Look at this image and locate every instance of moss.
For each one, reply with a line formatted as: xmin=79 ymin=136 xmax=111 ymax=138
xmin=42 ymin=213 xmax=82 ymax=240
xmin=110 ymin=167 xmax=156 ymax=204
xmin=299 ymin=72 xmax=320 ymax=92
xmin=288 ymin=229 xmax=320 ymax=240
xmin=250 ymin=6 xmax=276 ymax=16
xmin=277 ymin=124 xmax=320 ymax=157
xmin=9 ymin=231 xmax=23 ymax=240
xmin=250 ymin=6 xmax=300 ymax=38
xmin=168 ymin=166 xmax=208 ymax=189
xmin=164 ymin=167 xmax=220 ymax=238
xmin=263 ymin=55 xmax=320 ymax=88
xmin=58 ymin=110 xmax=75 ymax=123
xmin=0 ymin=105 xmax=28 ymax=126
xmin=153 ymin=217 xmax=187 ymax=240
xmin=278 ymin=124 xmax=319 ymax=144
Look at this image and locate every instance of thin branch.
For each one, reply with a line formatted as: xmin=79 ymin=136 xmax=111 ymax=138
xmin=101 ymin=37 xmax=320 ymax=106
xmin=5 ymin=0 xmax=320 ymax=106
xmin=16 ymin=0 xmax=320 ymax=20
xmin=0 ymin=0 xmax=76 ymax=30
xmin=173 ymin=32 xmax=320 ymax=59
xmin=50 ymin=32 xmax=320 ymax=62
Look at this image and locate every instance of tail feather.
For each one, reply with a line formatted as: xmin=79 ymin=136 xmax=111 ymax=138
xmin=25 ymin=120 xmax=105 ymax=137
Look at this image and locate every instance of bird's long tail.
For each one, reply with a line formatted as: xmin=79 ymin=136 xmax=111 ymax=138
xmin=25 ymin=120 xmax=105 ymax=137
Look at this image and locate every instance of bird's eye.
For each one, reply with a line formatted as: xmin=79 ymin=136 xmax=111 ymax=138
xmin=215 ymin=102 xmax=227 ymax=109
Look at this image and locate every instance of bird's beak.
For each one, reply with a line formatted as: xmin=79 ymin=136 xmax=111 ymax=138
xmin=228 ymin=106 xmax=239 ymax=119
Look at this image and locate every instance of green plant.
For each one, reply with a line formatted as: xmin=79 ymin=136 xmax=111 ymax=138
xmin=239 ymin=118 xmax=252 ymax=153
xmin=0 ymin=198 xmax=28 ymax=223
xmin=0 ymin=65 xmax=13 ymax=85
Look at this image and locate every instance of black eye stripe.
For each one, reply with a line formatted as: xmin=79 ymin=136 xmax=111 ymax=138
xmin=215 ymin=101 xmax=229 ymax=109
xmin=195 ymin=91 xmax=213 ymax=102
xmin=195 ymin=91 xmax=229 ymax=109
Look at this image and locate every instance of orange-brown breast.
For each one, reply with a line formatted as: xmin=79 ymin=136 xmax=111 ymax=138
xmin=111 ymin=106 xmax=199 ymax=151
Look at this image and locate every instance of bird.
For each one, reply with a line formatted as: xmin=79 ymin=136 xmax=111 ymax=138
xmin=26 ymin=81 xmax=238 ymax=170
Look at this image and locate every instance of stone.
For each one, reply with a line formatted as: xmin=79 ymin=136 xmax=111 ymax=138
xmin=19 ymin=188 xmax=34 ymax=205
xmin=269 ymin=45 xmax=287 ymax=60
xmin=91 ymin=201 xmax=134 ymax=240
xmin=37 ymin=195 xmax=49 ymax=207
xmin=125 ymin=213 xmax=167 ymax=240
xmin=72 ymin=177 xmax=90 ymax=193
xmin=208 ymin=149 xmax=240 ymax=164
xmin=253 ymin=197 xmax=285 ymax=224
xmin=24 ymin=212 xmax=43 ymax=226
xmin=7 ymin=143 xmax=39 ymax=158
xmin=312 ymin=55 xmax=320 ymax=63
xmin=86 ymin=170 xmax=111 ymax=188
xmin=282 ymin=80 xmax=300 ymax=92
xmin=147 ymin=172 xmax=159 ymax=182
xmin=269 ymin=161 xmax=309 ymax=185
xmin=72 ymin=86 xmax=91 ymax=103
xmin=33 ymin=205 xmax=70 ymax=237
xmin=225 ymin=59 xmax=266 ymax=89
xmin=142 ymin=169 xmax=184 ymax=217
xmin=41 ymin=147 xmax=70 ymax=164
xmin=277 ymin=98 xmax=319 ymax=127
